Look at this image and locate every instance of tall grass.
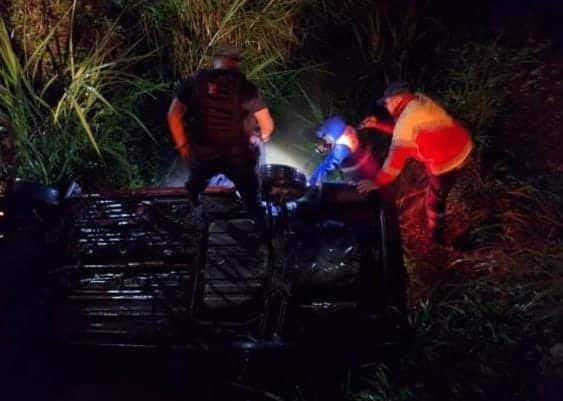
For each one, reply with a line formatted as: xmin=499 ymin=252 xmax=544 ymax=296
xmin=294 ymin=0 xmax=444 ymax=121
xmin=434 ymin=39 xmax=547 ymax=165
xmin=0 ymin=108 xmax=16 ymax=181
xmin=0 ymin=1 xmax=164 ymax=187
xmin=136 ymin=0 xmax=300 ymax=103
xmin=346 ymin=243 xmax=563 ymax=401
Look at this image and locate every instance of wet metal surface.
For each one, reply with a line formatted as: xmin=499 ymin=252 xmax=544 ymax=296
xmin=52 ymin=190 xmax=202 ymax=346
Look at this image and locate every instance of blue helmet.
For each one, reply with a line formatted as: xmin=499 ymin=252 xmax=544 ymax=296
xmin=315 ymin=116 xmax=346 ymax=142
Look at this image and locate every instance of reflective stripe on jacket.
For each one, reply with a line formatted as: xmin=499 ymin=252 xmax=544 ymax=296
xmin=376 ymin=94 xmax=473 ymax=187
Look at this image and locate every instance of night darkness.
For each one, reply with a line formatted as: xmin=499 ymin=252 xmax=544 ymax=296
xmin=1 ymin=1 xmax=562 ymax=401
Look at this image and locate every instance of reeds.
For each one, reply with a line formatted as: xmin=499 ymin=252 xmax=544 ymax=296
xmin=0 ymin=1 xmax=164 ymax=186
xmin=137 ymin=0 xmax=300 ymax=97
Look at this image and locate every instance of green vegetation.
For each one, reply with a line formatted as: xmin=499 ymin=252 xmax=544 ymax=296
xmin=133 ymin=0 xmax=301 ymax=103
xmin=346 ymin=244 xmax=563 ymax=401
xmin=1 ymin=0 xmax=303 ymax=187
xmin=0 ymin=2 xmax=164 ymax=186
xmin=1 ymin=1 xmax=561 ymax=400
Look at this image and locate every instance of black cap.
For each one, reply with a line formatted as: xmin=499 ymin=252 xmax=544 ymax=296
xmin=213 ymin=45 xmax=242 ymax=61
xmin=377 ymin=81 xmax=411 ymax=106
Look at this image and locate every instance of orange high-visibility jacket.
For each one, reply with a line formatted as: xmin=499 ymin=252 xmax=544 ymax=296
xmin=376 ymin=94 xmax=473 ymax=187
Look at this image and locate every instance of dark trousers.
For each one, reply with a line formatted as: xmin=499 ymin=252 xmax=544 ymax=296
xmin=425 ymin=169 xmax=459 ymax=232
xmin=186 ymin=147 xmax=263 ymax=224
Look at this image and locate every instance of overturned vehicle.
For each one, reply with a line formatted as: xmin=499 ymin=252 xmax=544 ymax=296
xmin=0 ymin=164 xmax=408 ymax=377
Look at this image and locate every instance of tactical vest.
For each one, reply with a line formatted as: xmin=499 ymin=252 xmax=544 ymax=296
xmin=189 ymin=69 xmax=246 ymax=147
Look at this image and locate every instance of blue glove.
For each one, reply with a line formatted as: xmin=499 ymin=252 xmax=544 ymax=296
xmin=309 ymin=144 xmax=351 ymax=186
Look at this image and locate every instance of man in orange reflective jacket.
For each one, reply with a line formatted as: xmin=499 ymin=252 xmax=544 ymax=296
xmin=357 ymin=81 xmax=473 ymax=243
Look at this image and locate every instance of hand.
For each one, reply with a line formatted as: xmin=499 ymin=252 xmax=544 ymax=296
xmin=261 ymin=132 xmax=271 ymax=143
xmin=177 ymin=144 xmax=191 ymax=160
xmin=250 ymin=135 xmax=262 ymax=146
xmin=360 ymin=116 xmax=379 ymax=130
xmin=357 ymin=179 xmax=379 ymax=194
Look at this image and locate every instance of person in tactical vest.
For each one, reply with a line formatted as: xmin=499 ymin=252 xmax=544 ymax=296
xmin=167 ymin=45 xmax=274 ymax=225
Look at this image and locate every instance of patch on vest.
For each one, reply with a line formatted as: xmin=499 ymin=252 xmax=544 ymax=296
xmin=207 ymin=82 xmax=219 ymax=95
xmin=191 ymin=69 xmax=244 ymax=146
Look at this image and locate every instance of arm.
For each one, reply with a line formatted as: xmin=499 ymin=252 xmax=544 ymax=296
xmin=167 ymin=98 xmax=190 ymax=159
xmin=360 ymin=115 xmax=394 ymax=135
xmin=375 ymin=145 xmax=416 ymax=187
xmin=356 ymin=144 xmax=414 ymax=194
xmin=254 ymin=107 xmax=274 ymax=142
xmin=241 ymin=79 xmax=274 ymax=142
xmin=309 ymin=144 xmax=351 ymax=186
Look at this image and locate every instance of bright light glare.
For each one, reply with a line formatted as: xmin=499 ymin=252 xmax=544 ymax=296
xmin=163 ymin=133 xmax=318 ymax=187
xmin=263 ymin=141 xmax=316 ymax=175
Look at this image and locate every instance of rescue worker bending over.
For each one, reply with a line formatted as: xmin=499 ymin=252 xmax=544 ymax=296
xmin=309 ymin=116 xmax=379 ymax=187
xmin=357 ymin=81 xmax=473 ymax=243
xmin=167 ymin=45 xmax=274 ymax=226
